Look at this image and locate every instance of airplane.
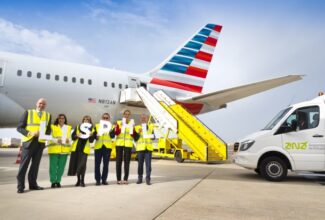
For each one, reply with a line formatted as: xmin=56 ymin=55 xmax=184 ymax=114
xmin=0 ymin=23 xmax=302 ymax=128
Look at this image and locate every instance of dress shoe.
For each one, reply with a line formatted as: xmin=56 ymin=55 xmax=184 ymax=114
xmin=17 ymin=189 xmax=24 ymax=193
xmin=75 ymin=181 xmax=80 ymax=187
xmin=123 ymin=180 xmax=128 ymax=185
xmin=136 ymin=179 xmax=142 ymax=184
xmin=29 ymin=186 xmax=44 ymax=190
xmin=51 ymin=183 xmax=56 ymax=188
xmin=102 ymin=181 xmax=108 ymax=185
xmin=80 ymin=181 xmax=86 ymax=187
xmin=96 ymin=182 xmax=101 ymax=186
xmin=56 ymin=183 xmax=61 ymax=188
xmin=117 ymin=181 xmax=122 ymax=185
xmin=146 ymin=179 xmax=151 ymax=185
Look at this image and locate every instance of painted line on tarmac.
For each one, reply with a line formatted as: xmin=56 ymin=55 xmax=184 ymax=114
xmin=152 ymin=168 xmax=215 ymax=219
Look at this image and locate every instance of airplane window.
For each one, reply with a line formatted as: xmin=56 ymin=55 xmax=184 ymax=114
xmin=111 ymin=82 xmax=115 ymax=88
xmin=119 ymin=83 xmax=122 ymax=89
xmin=46 ymin=74 xmax=51 ymax=80
xmin=17 ymin=70 xmax=22 ymax=76
xmin=37 ymin=72 xmax=41 ymax=79
xmin=55 ymin=75 xmax=59 ymax=81
xmin=64 ymin=76 xmax=68 ymax=82
xmin=104 ymin=81 xmax=107 ymax=87
xmin=72 ymin=77 xmax=76 ymax=83
xmin=27 ymin=71 xmax=32 ymax=77
xmin=80 ymin=78 xmax=84 ymax=84
xmin=125 ymin=85 xmax=128 ymax=89
xmin=88 ymin=79 xmax=92 ymax=85
xmin=0 ymin=68 xmax=2 ymax=74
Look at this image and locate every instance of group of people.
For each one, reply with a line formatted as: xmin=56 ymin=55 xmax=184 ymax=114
xmin=16 ymin=98 xmax=155 ymax=194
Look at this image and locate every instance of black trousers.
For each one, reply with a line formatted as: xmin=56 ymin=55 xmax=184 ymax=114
xmin=116 ymin=146 xmax=132 ymax=181
xmin=137 ymin=150 xmax=152 ymax=181
xmin=94 ymin=147 xmax=112 ymax=183
xmin=17 ymin=138 xmax=45 ymax=190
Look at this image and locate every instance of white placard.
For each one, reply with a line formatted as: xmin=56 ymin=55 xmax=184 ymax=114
xmin=142 ymin=123 xmax=154 ymax=139
xmin=121 ymin=118 xmax=134 ymax=135
xmin=39 ymin=121 xmax=52 ymax=141
xmin=98 ymin=120 xmax=112 ymax=136
xmin=79 ymin=123 xmax=92 ymax=139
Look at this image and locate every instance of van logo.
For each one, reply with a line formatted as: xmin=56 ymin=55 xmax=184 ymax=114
xmin=285 ymin=141 xmax=308 ymax=150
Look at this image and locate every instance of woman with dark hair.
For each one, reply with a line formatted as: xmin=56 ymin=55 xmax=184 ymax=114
xmin=48 ymin=114 xmax=72 ymax=188
xmin=67 ymin=115 xmax=95 ymax=187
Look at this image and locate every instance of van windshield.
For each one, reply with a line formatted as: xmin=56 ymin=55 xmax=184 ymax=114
xmin=262 ymin=107 xmax=292 ymax=130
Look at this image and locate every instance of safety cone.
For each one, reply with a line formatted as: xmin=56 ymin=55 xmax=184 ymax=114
xmin=15 ymin=146 xmax=22 ymax=164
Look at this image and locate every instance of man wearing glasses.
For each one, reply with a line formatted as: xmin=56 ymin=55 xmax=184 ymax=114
xmin=94 ymin=113 xmax=114 ymax=185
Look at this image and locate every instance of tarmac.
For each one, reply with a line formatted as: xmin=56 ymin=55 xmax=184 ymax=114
xmin=0 ymin=148 xmax=325 ymax=220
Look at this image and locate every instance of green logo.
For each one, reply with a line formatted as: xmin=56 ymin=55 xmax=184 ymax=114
xmin=285 ymin=141 xmax=308 ymax=150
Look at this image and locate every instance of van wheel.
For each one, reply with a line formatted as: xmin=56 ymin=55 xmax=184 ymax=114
xmin=260 ymin=156 xmax=287 ymax=181
xmin=175 ymin=151 xmax=184 ymax=163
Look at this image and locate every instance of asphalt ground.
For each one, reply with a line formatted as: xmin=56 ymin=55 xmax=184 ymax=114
xmin=0 ymin=148 xmax=325 ymax=220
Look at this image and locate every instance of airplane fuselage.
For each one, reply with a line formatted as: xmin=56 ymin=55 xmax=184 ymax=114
xmin=0 ymin=51 xmax=155 ymax=127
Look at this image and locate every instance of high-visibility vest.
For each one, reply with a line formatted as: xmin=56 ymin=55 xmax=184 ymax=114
xmin=94 ymin=124 xmax=113 ymax=149
xmin=70 ymin=125 xmax=94 ymax=155
xmin=135 ymin=123 xmax=154 ymax=151
xmin=48 ymin=124 xmax=72 ymax=154
xmin=22 ymin=110 xmax=51 ymax=143
xmin=115 ymin=120 xmax=133 ymax=148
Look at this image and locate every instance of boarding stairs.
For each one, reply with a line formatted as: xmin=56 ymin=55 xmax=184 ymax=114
xmin=135 ymin=87 xmax=227 ymax=162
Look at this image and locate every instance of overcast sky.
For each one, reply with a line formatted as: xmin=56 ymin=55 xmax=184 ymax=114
xmin=0 ymin=0 xmax=325 ymax=142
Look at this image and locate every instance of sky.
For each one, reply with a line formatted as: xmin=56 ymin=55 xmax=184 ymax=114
xmin=0 ymin=0 xmax=325 ymax=142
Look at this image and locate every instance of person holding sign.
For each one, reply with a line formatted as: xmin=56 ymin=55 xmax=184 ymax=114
xmin=47 ymin=114 xmax=72 ymax=188
xmin=16 ymin=98 xmax=52 ymax=193
xmin=135 ymin=114 xmax=155 ymax=185
xmin=67 ymin=115 xmax=95 ymax=187
xmin=94 ymin=113 xmax=114 ymax=185
xmin=112 ymin=110 xmax=136 ymax=185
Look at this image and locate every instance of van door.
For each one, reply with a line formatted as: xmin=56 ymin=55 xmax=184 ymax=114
xmin=280 ymin=105 xmax=325 ymax=171
xmin=0 ymin=60 xmax=5 ymax=87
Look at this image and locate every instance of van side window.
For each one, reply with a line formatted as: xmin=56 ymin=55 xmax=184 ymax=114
xmin=277 ymin=106 xmax=320 ymax=134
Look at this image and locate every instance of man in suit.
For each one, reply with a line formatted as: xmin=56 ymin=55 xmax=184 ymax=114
xmin=16 ymin=98 xmax=51 ymax=193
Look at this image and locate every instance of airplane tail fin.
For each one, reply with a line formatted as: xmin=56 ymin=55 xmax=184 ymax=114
xmin=148 ymin=24 xmax=222 ymax=94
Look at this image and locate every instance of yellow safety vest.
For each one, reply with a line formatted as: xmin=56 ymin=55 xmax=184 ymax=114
xmin=135 ymin=123 xmax=154 ymax=152
xmin=48 ymin=124 xmax=72 ymax=154
xmin=22 ymin=110 xmax=50 ymax=143
xmin=70 ymin=125 xmax=94 ymax=155
xmin=115 ymin=120 xmax=133 ymax=148
xmin=94 ymin=124 xmax=113 ymax=149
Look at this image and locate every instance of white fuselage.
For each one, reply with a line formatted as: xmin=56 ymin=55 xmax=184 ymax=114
xmin=0 ymin=51 xmax=157 ymax=126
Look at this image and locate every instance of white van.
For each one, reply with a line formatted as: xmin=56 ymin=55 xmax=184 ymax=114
xmin=235 ymin=94 xmax=325 ymax=181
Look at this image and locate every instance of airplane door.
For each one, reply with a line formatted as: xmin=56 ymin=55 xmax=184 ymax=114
xmin=128 ymin=76 xmax=140 ymax=88
xmin=0 ymin=60 xmax=5 ymax=87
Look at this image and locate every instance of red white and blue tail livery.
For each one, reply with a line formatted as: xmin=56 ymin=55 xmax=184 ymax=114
xmin=148 ymin=24 xmax=222 ymax=95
